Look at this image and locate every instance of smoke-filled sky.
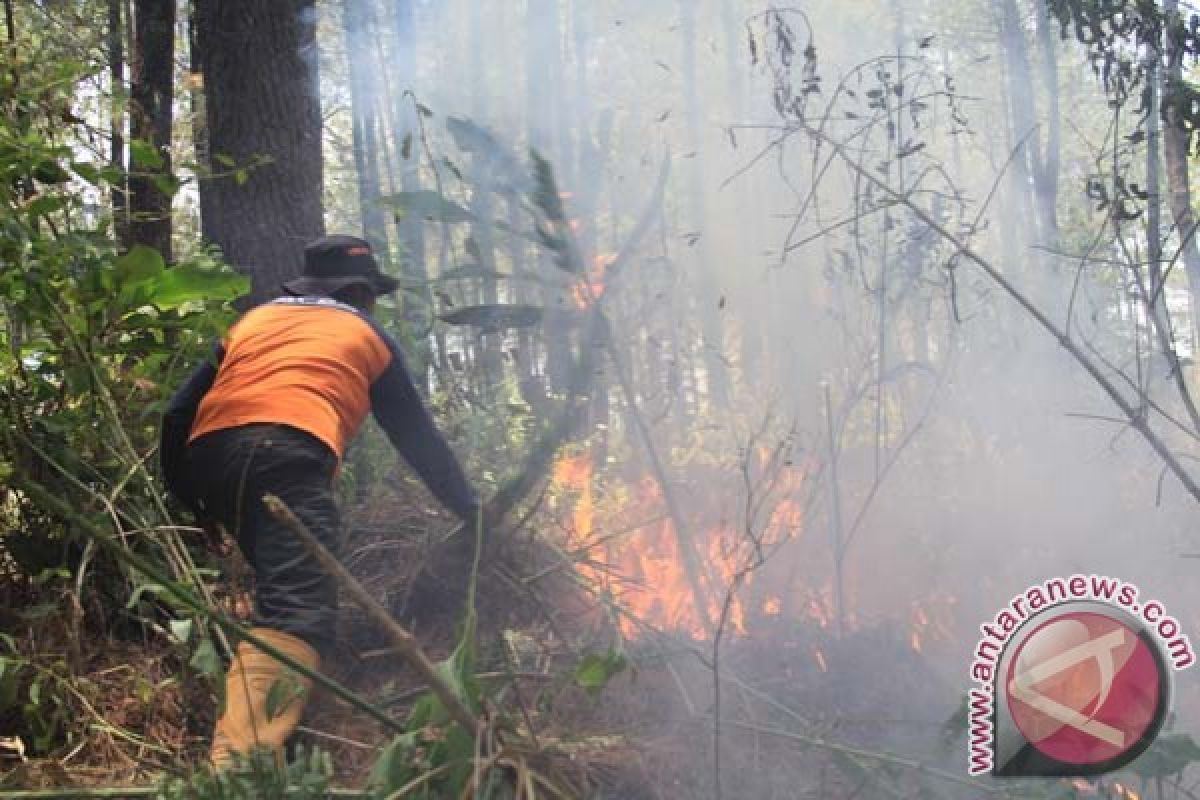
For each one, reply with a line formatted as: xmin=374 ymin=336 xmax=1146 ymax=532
xmin=321 ymin=0 xmax=1200 ymax=758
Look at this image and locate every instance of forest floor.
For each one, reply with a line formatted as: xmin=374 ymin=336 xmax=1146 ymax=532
xmin=0 ymin=478 xmax=966 ymax=798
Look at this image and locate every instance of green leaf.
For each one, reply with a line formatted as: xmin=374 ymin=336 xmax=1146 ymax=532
xmin=167 ymin=618 xmax=193 ymax=645
xmin=147 ymin=264 xmax=249 ymax=309
xmin=574 ymin=649 xmax=627 ymax=692
xmin=0 ymin=657 xmax=23 ymax=709
xmin=25 ymin=194 xmax=68 ymax=217
xmin=115 ymin=245 xmax=166 ymax=284
xmin=368 ymin=733 xmax=419 ymax=793
xmin=32 ymin=160 xmax=69 ymax=184
xmin=188 ymin=638 xmax=222 ymax=680
xmin=71 ymin=161 xmax=101 ymax=185
xmin=379 ymin=189 xmax=475 ymax=224
xmin=152 ymin=172 xmax=180 ymax=197
xmin=530 ymin=149 xmax=566 ymax=223
xmin=264 ymin=673 xmax=306 ymax=721
xmin=129 ymin=138 xmax=164 ymax=169
xmin=125 ymin=581 xmax=167 ymax=609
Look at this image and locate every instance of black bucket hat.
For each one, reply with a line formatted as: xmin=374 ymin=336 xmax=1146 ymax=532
xmin=282 ymin=234 xmax=400 ymax=297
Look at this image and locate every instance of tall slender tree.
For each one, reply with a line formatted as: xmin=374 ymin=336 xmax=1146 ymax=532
xmin=680 ymin=0 xmax=730 ymax=411
xmin=126 ymin=0 xmax=175 ymax=261
xmin=194 ymin=0 xmax=325 ymax=302
xmin=1034 ymin=0 xmax=1060 ymax=248
xmin=1162 ymin=0 xmax=1200 ymax=340
xmin=108 ymin=0 xmax=126 ymax=242
xmin=343 ymin=0 xmax=387 ymax=249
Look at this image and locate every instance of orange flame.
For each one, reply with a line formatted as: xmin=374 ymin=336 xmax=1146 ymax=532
xmin=908 ymin=592 xmax=957 ymax=653
xmin=554 ymin=450 xmax=807 ymax=640
xmin=571 ymin=253 xmax=615 ymax=310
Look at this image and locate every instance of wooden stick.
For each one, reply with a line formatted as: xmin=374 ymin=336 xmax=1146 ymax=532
xmin=263 ymin=495 xmax=482 ymax=738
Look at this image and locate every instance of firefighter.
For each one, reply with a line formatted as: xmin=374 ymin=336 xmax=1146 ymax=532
xmin=160 ymin=234 xmax=479 ymax=768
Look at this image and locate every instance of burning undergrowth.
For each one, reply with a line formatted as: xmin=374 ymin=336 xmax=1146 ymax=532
xmin=305 ymin=439 xmax=972 ymax=797
xmin=0 ymin=435 xmax=971 ymax=796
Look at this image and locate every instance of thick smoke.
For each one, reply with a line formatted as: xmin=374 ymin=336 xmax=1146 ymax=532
xmin=326 ymin=0 xmax=1200 ymax=759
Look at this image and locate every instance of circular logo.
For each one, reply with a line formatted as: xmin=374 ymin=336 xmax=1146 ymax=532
xmin=1005 ymin=610 xmax=1167 ymax=769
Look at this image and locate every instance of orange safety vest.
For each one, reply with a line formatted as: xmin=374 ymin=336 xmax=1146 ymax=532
xmin=189 ymin=298 xmax=392 ymax=458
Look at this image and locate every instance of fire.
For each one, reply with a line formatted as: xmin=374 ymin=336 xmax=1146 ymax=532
xmin=570 ymin=253 xmax=615 ymax=310
xmin=552 ymin=449 xmax=807 ymax=640
xmin=552 ymin=454 xmax=594 ymax=541
xmin=908 ymin=591 xmax=958 ymax=653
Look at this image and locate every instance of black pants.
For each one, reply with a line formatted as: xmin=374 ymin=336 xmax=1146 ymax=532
xmin=186 ymin=424 xmax=340 ymax=654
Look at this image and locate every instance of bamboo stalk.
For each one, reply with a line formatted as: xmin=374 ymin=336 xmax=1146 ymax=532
xmin=262 ymin=495 xmax=482 ymax=738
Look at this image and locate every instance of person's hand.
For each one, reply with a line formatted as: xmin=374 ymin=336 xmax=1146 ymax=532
xmin=195 ymin=514 xmax=233 ymax=557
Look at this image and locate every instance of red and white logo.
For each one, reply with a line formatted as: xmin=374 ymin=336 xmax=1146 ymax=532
xmin=1006 ymin=611 xmax=1162 ymax=768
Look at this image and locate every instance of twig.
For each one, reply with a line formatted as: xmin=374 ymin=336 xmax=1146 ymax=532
xmin=263 ymin=494 xmax=482 ymax=738
xmin=808 ymin=125 xmax=1200 ymax=503
xmin=823 ymin=383 xmax=846 ymax=637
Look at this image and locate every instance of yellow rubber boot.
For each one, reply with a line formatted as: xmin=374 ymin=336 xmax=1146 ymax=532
xmin=210 ymin=628 xmax=319 ymax=770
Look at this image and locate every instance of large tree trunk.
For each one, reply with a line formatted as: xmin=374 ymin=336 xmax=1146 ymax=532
xmin=194 ymin=0 xmax=325 ymax=303
xmin=126 ymin=0 xmax=175 ymax=261
xmin=1162 ymin=0 xmax=1200 ymax=345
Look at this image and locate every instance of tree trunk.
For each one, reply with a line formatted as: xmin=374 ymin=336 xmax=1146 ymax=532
xmin=108 ymin=0 xmax=127 ymax=241
xmin=680 ymin=0 xmax=730 ymax=411
xmin=468 ymin=3 xmax=502 ymax=392
xmin=188 ymin=0 xmax=215 ymax=245
xmin=1034 ymin=0 xmax=1061 ymax=249
xmin=527 ymin=0 xmax=572 ymax=395
xmin=127 ymin=0 xmax=174 ymax=261
xmin=194 ymin=0 xmax=325 ymax=303
xmin=342 ymin=0 xmax=387 ymax=250
xmin=999 ymin=0 xmax=1042 ymax=260
xmin=387 ymin=0 xmax=435 ymax=374
xmin=1162 ymin=0 xmax=1200 ymax=346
